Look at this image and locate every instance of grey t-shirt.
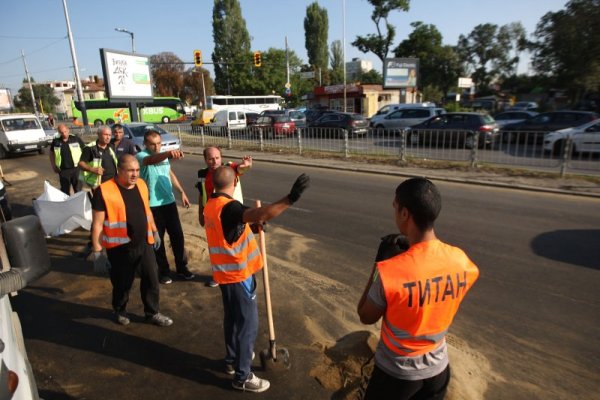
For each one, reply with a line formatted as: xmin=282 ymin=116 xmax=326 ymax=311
xmin=367 ymin=271 xmax=449 ymax=380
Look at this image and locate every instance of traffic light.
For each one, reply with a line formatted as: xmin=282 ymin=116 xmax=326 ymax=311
xmin=193 ymin=50 xmax=202 ymax=67
xmin=253 ymin=51 xmax=262 ymax=67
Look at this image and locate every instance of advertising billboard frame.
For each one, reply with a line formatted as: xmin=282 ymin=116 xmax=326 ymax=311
xmin=100 ymin=48 xmax=153 ymax=102
xmin=383 ymin=58 xmax=419 ymax=89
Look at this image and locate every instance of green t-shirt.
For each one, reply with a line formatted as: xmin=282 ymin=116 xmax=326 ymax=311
xmin=136 ymin=150 xmax=175 ymax=207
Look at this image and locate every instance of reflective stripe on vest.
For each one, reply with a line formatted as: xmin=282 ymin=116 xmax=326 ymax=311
xmin=204 ymin=196 xmax=262 ymax=284
xmin=79 ymin=141 xmax=117 ymax=188
xmin=99 ymin=178 xmax=155 ymax=249
xmin=377 ymin=240 xmax=479 ymax=357
xmin=54 ymin=136 xmax=82 ymax=168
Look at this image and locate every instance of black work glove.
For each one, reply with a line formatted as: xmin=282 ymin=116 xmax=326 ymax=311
xmin=288 ymin=173 xmax=310 ymax=204
xmin=374 ymin=234 xmax=410 ymax=262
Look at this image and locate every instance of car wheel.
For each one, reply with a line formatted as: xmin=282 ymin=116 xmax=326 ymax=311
xmin=106 ymin=118 xmax=115 ymax=125
xmin=0 ymin=145 xmax=7 ymax=159
xmin=552 ymin=140 xmax=564 ymax=157
xmin=161 ymin=116 xmax=170 ymax=124
xmin=93 ymin=119 xmax=103 ymax=127
xmin=38 ymin=147 xmax=46 ymax=155
xmin=465 ymin=134 xmax=476 ymax=149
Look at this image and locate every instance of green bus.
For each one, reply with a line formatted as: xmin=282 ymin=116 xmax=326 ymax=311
xmin=71 ymin=97 xmax=187 ymax=126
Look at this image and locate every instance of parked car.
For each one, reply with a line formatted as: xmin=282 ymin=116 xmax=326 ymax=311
xmin=493 ymin=111 xmax=538 ymax=128
xmin=251 ymin=115 xmax=295 ymax=138
xmin=369 ymin=102 xmax=438 ymax=127
xmin=190 ymin=109 xmax=217 ymax=133
xmin=260 ymin=109 xmax=306 ymax=130
xmin=509 ymin=101 xmax=539 ymax=111
xmin=0 ymin=114 xmax=49 ymax=159
xmin=543 ymin=119 xmax=600 ymax=156
xmin=245 ymin=112 xmax=260 ymax=126
xmin=122 ymin=123 xmax=181 ymax=152
xmin=310 ymin=112 xmax=369 ymax=137
xmin=0 ymin=215 xmax=51 ymax=400
xmin=502 ymin=111 xmax=599 ymax=143
xmin=407 ymin=112 xmax=500 ymax=149
xmin=371 ymin=107 xmax=445 ymax=132
xmin=305 ymin=108 xmax=335 ymax=127
xmin=208 ymin=109 xmax=247 ymax=130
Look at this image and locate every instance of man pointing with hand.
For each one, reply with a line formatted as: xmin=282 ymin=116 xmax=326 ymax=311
xmin=203 ymin=166 xmax=310 ymax=393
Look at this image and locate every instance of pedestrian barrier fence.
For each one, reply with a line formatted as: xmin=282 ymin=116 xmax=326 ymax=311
xmin=71 ymin=124 xmax=600 ymax=177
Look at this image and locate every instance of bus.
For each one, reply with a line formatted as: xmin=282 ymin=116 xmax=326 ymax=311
xmin=206 ymin=95 xmax=283 ymax=114
xmin=71 ymin=97 xmax=187 ymax=126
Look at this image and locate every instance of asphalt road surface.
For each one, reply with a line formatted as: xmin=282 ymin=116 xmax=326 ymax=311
xmin=3 ymin=151 xmax=599 ymax=399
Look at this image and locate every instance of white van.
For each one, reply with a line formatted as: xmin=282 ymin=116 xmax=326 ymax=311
xmin=0 ymin=114 xmax=48 ymax=159
xmin=209 ymin=109 xmax=247 ymax=130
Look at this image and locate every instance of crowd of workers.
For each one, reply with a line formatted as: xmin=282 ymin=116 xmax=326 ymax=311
xmin=43 ymin=123 xmax=479 ymax=398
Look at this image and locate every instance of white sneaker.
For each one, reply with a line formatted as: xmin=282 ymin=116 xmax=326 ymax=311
xmin=208 ymin=279 xmax=219 ymax=288
xmin=232 ymin=372 xmax=270 ymax=393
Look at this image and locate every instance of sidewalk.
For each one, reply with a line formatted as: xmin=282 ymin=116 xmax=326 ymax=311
xmin=208 ymin=149 xmax=600 ymax=198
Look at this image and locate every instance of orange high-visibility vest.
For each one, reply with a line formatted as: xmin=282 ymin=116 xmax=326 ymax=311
xmin=100 ymin=178 xmax=155 ymax=249
xmin=376 ymin=239 xmax=479 ymax=357
xmin=204 ymin=196 xmax=262 ymax=284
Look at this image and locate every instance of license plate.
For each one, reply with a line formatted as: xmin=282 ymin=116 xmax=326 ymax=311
xmin=25 ymin=145 xmax=37 ymax=149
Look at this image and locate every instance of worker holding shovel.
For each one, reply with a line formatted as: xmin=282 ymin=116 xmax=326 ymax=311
xmin=203 ymin=166 xmax=310 ymax=393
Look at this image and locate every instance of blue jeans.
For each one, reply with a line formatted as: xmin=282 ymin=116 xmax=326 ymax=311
xmin=219 ymin=276 xmax=258 ymax=382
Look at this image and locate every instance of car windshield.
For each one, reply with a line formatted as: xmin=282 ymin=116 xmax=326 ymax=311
xmin=350 ymin=114 xmax=365 ymax=120
xmin=128 ymin=124 xmax=168 ymax=137
xmin=274 ymin=116 xmax=291 ymax=123
xmin=482 ymin=115 xmax=495 ymax=124
xmin=1 ymin=117 xmax=41 ymax=131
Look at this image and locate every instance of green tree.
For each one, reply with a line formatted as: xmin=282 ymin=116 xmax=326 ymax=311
xmin=13 ymin=78 xmax=59 ymax=113
xmin=351 ymin=0 xmax=410 ymax=64
xmin=394 ymin=22 xmax=462 ymax=96
xmin=531 ymin=0 xmax=600 ymax=101
xmin=456 ymin=23 xmax=518 ymax=93
xmin=181 ymin=67 xmax=215 ymax=108
xmin=330 ymin=40 xmax=344 ymax=84
xmin=353 ymin=68 xmax=383 ymax=84
xmin=149 ymin=52 xmax=184 ymax=97
xmin=212 ymin=0 xmax=252 ymax=95
xmin=304 ymin=2 xmax=329 ymax=74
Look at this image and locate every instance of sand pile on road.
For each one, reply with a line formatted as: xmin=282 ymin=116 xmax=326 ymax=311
xmin=308 ymin=331 xmax=492 ymax=400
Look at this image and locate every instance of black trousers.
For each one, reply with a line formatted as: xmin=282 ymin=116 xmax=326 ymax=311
xmin=58 ymin=167 xmax=82 ymax=195
xmin=151 ymin=202 xmax=188 ymax=275
xmin=364 ymin=365 xmax=450 ymax=400
xmin=107 ymin=243 xmax=160 ymax=317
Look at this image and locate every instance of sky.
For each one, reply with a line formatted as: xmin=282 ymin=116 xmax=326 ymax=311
xmin=0 ymin=0 xmax=568 ymax=96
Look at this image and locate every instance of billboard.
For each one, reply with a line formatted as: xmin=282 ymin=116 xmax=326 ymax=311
xmin=383 ymin=58 xmax=419 ymax=89
xmin=0 ymin=88 xmax=13 ymax=112
xmin=100 ymin=48 xmax=153 ymax=101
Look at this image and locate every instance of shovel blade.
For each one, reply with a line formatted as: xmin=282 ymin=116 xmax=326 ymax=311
xmin=260 ymin=347 xmax=291 ymax=371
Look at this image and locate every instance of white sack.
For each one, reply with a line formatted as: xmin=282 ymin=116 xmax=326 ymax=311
xmin=33 ymin=180 xmax=92 ymax=236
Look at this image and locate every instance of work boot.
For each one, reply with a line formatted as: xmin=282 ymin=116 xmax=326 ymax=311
xmin=232 ymin=373 xmax=270 ymax=393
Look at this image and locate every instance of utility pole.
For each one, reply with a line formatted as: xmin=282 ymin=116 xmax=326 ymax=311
xmin=342 ymin=0 xmax=347 ymax=112
xmin=21 ymin=50 xmax=40 ymax=118
xmin=62 ymin=0 xmax=89 ymax=131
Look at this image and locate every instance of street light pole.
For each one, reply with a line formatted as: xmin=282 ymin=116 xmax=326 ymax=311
xmin=115 ymin=28 xmax=135 ymax=53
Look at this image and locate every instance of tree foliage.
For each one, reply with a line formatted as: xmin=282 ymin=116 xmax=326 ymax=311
xmin=351 ymin=0 xmax=410 ymax=64
xmin=149 ymin=52 xmax=184 ymax=97
xmin=181 ymin=67 xmax=215 ymax=107
xmin=394 ymin=21 xmax=462 ymax=96
xmin=456 ymin=23 xmax=523 ymax=91
xmin=13 ymin=78 xmax=60 ymax=113
xmin=304 ymin=2 xmax=329 ymax=73
xmin=354 ymin=69 xmax=383 ymax=85
xmin=330 ymin=40 xmax=344 ymax=84
xmin=531 ymin=0 xmax=600 ymax=100
xmin=212 ymin=0 xmax=252 ymax=95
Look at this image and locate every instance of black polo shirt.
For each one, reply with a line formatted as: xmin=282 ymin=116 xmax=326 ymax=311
xmin=50 ymin=135 xmax=85 ymax=170
xmin=80 ymin=142 xmax=117 ymax=183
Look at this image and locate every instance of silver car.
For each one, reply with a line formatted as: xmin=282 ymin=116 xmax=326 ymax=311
xmin=122 ymin=123 xmax=181 ymax=152
xmin=371 ymin=107 xmax=446 ymax=132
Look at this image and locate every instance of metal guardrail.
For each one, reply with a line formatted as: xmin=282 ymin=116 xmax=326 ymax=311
xmin=71 ymin=124 xmax=600 ymax=177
